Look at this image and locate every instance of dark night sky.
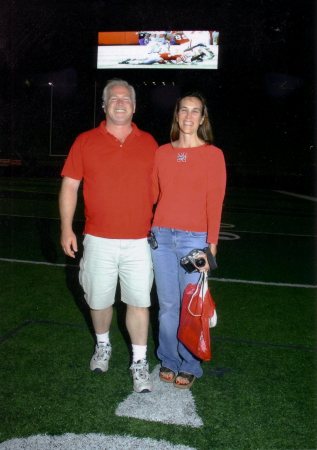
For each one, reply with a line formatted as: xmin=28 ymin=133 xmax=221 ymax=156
xmin=1 ymin=0 xmax=316 ymax=191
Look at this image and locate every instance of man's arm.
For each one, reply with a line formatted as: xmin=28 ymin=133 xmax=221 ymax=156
xmin=59 ymin=176 xmax=81 ymax=258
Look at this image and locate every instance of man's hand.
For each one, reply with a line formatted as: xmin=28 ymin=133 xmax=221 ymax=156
xmin=61 ymin=229 xmax=78 ymax=258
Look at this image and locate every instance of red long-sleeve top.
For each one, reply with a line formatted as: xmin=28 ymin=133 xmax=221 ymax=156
xmin=152 ymin=143 xmax=226 ymax=244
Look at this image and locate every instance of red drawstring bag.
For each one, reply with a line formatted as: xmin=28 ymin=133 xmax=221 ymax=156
xmin=178 ymin=272 xmax=217 ymax=361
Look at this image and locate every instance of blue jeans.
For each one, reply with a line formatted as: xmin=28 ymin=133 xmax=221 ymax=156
xmin=151 ymin=226 xmax=208 ymax=378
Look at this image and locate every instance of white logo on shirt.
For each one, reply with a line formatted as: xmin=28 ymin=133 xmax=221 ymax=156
xmin=177 ymin=152 xmax=187 ymax=162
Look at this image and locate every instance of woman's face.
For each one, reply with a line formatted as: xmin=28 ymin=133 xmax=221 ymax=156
xmin=177 ymin=96 xmax=204 ymax=136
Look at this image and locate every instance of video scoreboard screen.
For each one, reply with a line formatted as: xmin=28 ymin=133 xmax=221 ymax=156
xmin=97 ymin=31 xmax=220 ymax=70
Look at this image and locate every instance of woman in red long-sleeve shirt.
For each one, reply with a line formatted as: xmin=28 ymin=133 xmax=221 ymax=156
xmin=151 ymin=92 xmax=226 ymax=389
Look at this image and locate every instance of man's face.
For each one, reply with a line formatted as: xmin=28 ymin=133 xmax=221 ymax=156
xmin=105 ymin=85 xmax=135 ymax=126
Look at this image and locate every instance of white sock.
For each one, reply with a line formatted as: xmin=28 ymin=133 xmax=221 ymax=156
xmin=96 ymin=332 xmax=110 ymax=346
xmin=132 ymin=344 xmax=147 ymax=362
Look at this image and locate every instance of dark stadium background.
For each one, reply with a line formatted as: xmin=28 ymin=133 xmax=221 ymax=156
xmin=1 ymin=0 xmax=315 ymax=193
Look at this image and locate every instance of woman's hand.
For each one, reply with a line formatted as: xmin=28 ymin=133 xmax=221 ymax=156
xmin=193 ymin=250 xmax=210 ymax=273
xmin=209 ymin=243 xmax=217 ymax=257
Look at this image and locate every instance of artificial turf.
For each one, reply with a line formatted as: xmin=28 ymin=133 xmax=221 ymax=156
xmin=0 ymin=179 xmax=316 ymax=449
xmin=0 ymin=262 xmax=316 ymax=449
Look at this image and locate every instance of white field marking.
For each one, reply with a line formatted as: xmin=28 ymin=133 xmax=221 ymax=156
xmin=1 ymin=214 xmax=315 ymax=238
xmin=116 ymin=364 xmax=203 ymax=428
xmin=219 ymin=231 xmax=240 ymax=240
xmin=0 ymin=258 xmax=69 ymax=267
xmin=220 ymin=222 xmax=316 ymax=238
xmin=0 ymin=213 xmax=61 ymax=220
xmin=0 ymin=258 xmax=316 ymax=289
xmin=233 ymin=230 xmax=317 ymax=238
xmin=210 ymin=277 xmax=317 ymax=289
xmin=0 ymin=433 xmax=196 ymax=450
xmin=221 ymin=223 xmax=236 ymax=228
xmin=275 ymin=190 xmax=317 ymax=202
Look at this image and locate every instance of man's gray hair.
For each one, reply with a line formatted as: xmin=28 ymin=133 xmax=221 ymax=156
xmin=102 ymin=79 xmax=136 ymax=107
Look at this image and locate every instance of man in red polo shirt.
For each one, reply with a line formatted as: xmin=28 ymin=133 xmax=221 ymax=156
xmin=59 ymin=79 xmax=158 ymax=393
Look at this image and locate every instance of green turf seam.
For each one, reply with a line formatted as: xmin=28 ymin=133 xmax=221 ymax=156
xmin=0 ymin=319 xmax=86 ymax=343
xmin=1 ymin=319 xmax=316 ymax=352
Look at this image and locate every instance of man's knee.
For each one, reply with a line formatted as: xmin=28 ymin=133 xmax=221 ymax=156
xmin=127 ymin=305 xmax=149 ymax=315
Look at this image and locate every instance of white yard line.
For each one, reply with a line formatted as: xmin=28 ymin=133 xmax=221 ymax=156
xmin=1 ymin=258 xmax=316 ymax=289
xmin=0 ymin=213 xmax=62 ymax=220
xmin=234 ymin=230 xmax=316 ymax=238
xmin=210 ymin=277 xmax=317 ymax=289
xmin=0 ymin=258 xmax=69 ymax=267
xmin=0 ymin=214 xmax=316 ymax=238
xmin=275 ymin=190 xmax=317 ymax=202
xmin=0 ymin=434 xmax=196 ymax=450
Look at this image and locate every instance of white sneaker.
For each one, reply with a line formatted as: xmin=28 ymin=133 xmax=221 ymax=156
xmin=90 ymin=343 xmax=112 ymax=373
xmin=130 ymin=359 xmax=153 ymax=393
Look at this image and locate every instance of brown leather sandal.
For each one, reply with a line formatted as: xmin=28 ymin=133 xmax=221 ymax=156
xmin=174 ymin=372 xmax=196 ymax=389
xmin=159 ymin=367 xmax=177 ymax=383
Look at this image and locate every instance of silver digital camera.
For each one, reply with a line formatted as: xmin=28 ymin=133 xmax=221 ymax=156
xmin=180 ymin=247 xmax=217 ymax=273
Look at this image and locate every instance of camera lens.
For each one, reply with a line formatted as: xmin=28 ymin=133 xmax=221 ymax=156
xmin=195 ymin=258 xmax=206 ymax=268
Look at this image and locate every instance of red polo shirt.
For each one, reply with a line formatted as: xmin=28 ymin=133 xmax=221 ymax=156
xmin=61 ymin=121 xmax=158 ymax=239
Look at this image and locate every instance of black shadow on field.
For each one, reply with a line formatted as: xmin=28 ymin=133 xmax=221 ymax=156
xmin=36 ymin=218 xmax=58 ymax=263
xmin=149 ymin=282 xmax=159 ymax=355
xmin=64 ymin=265 xmax=95 ymax=337
xmin=63 ymin=233 xmax=95 ymax=339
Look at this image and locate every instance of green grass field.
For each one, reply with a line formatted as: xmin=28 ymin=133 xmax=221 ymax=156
xmin=0 ymin=178 xmax=316 ymax=449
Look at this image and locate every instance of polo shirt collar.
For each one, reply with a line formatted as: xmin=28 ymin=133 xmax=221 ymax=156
xmin=98 ymin=120 xmax=141 ymax=136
